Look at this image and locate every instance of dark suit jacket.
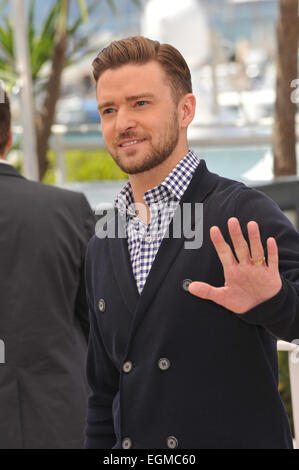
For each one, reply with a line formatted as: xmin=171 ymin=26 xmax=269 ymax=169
xmin=85 ymin=159 xmax=299 ymax=449
xmin=0 ymin=163 xmax=95 ymax=448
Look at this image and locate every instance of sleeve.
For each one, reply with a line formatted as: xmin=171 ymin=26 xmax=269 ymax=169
xmin=84 ymin=241 xmax=120 ymax=449
xmin=74 ymin=261 xmax=90 ymax=342
xmin=235 ymin=186 xmax=299 ymax=342
xmin=74 ymin=194 xmax=96 ymax=341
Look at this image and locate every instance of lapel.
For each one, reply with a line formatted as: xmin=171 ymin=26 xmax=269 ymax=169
xmin=108 ymin=211 xmax=140 ymax=315
xmin=0 ymin=163 xmax=24 ymax=179
xmin=108 ymin=160 xmax=218 ymax=327
xmin=133 ymin=160 xmax=218 ymax=328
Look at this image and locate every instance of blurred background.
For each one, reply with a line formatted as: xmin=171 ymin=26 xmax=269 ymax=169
xmin=1 ymin=0 xmax=298 ymax=193
xmin=0 ymin=0 xmax=298 ymax=435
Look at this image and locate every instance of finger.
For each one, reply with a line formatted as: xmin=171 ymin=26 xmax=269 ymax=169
xmin=247 ymin=221 xmax=265 ymax=264
xmin=210 ymin=226 xmax=237 ymax=268
xmin=227 ymin=217 xmax=251 ymax=264
xmin=267 ymin=237 xmax=279 ymax=272
xmin=188 ymin=281 xmax=226 ymax=306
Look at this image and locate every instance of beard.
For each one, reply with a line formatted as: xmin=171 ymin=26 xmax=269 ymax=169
xmin=109 ymin=111 xmax=180 ymax=175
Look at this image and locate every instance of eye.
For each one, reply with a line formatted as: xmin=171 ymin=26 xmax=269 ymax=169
xmin=102 ymin=108 xmax=115 ymax=115
xmin=136 ymin=100 xmax=147 ymax=107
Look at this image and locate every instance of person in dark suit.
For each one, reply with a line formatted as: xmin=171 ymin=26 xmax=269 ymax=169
xmin=0 ymin=91 xmax=95 ymax=448
xmin=84 ymin=36 xmax=299 ymax=449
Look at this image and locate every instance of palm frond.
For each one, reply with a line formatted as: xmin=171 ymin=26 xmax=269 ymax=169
xmin=0 ymin=68 xmax=17 ymax=88
xmin=76 ymin=0 xmax=88 ymax=23
xmin=56 ymin=0 xmax=69 ymax=35
xmin=105 ymin=0 xmax=119 ymax=17
xmin=28 ymin=0 xmax=35 ymax=51
xmin=67 ymin=0 xmax=98 ymax=35
xmin=39 ymin=1 xmax=60 ymax=41
xmin=0 ymin=22 xmax=14 ymax=59
xmin=28 ymin=2 xmax=60 ymax=79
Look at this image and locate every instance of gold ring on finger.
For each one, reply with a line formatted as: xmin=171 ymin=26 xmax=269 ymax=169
xmin=251 ymin=257 xmax=266 ymax=267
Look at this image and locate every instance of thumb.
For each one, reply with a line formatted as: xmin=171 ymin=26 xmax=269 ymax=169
xmin=188 ymin=281 xmax=216 ymax=300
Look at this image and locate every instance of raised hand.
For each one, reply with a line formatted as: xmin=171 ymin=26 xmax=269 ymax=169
xmin=188 ymin=217 xmax=282 ymax=314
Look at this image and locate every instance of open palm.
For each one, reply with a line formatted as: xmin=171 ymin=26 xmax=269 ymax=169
xmin=188 ymin=217 xmax=282 ymax=314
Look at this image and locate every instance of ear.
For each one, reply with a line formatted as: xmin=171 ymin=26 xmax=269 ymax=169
xmin=5 ymin=128 xmax=12 ymax=154
xmin=179 ymin=93 xmax=196 ymax=129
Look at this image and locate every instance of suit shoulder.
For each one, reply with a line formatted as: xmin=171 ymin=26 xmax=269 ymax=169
xmin=199 ymin=166 xmax=278 ymax=218
xmin=20 ymin=180 xmax=94 ymax=216
xmin=203 ymin=168 xmax=249 ymax=202
xmin=29 ymin=180 xmax=86 ymax=203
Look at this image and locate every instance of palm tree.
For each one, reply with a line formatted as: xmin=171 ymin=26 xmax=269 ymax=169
xmin=34 ymin=0 xmax=88 ymax=179
xmin=0 ymin=0 xmax=137 ymax=179
xmin=273 ymin=0 xmax=299 ymax=176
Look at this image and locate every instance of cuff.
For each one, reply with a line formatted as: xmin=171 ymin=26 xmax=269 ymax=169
xmin=239 ymin=277 xmax=287 ymax=327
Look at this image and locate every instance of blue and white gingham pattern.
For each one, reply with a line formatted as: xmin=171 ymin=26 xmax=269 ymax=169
xmin=114 ymin=150 xmax=200 ymax=294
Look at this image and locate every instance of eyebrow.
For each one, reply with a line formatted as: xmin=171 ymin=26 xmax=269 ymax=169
xmin=97 ymin=93 xmax=155 ymax=111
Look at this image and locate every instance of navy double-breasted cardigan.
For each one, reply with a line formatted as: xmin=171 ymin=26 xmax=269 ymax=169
xmin=85 ymin=159 xmax=299 ymax=449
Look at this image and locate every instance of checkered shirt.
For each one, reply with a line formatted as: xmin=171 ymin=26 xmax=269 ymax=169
xmin=114 ymin=150 xmax=200 ymax=294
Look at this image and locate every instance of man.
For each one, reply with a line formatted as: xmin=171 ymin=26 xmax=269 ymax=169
xmin=0 ymin=91 xmax=95 ymax=448
xmin=85 ymin=36 xmax=299 ymax=449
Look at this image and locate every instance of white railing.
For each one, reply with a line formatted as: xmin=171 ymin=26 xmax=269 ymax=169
xmin=11 ymin=119 xmax=299 ymax=184
xmin=277 ymin=340 xmax=299 ymax=449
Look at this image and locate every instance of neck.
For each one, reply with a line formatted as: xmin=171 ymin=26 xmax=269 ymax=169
xmin=129 ymin=141 xmax=189 ymax=224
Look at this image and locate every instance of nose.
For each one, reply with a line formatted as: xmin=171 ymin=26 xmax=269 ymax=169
xmin=115 ymin=107 xmax=136 ymax=134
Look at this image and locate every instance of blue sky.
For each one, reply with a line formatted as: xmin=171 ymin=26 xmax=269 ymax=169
xmin=0 ymin=0 xmax=145 ymax=34
xmin=30 ymin=0 xmax=144 ymax=33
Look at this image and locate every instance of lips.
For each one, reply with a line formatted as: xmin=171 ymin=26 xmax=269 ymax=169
xmin=118 ymin=138 xmax=146 ymax=147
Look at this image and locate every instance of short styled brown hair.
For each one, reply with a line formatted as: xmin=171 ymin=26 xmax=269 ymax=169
xmin=0 ymin=87 xmax=11 ymax=155
xmin=92 ymin=36 xmax=192 ymax=103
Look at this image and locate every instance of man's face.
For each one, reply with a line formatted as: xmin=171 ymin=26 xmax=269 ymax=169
xmin=96 ymin=61 xmax=181 ymax=175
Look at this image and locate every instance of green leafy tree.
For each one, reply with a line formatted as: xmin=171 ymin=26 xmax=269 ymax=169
xmin=0 ymin=0 xmax=139 ymax=179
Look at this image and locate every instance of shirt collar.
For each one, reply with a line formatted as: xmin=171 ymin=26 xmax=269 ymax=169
xmin=114 ymin=150 xmax=200 ymax=215
xmin=152 ymin=150 xmax=200 ymax=201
